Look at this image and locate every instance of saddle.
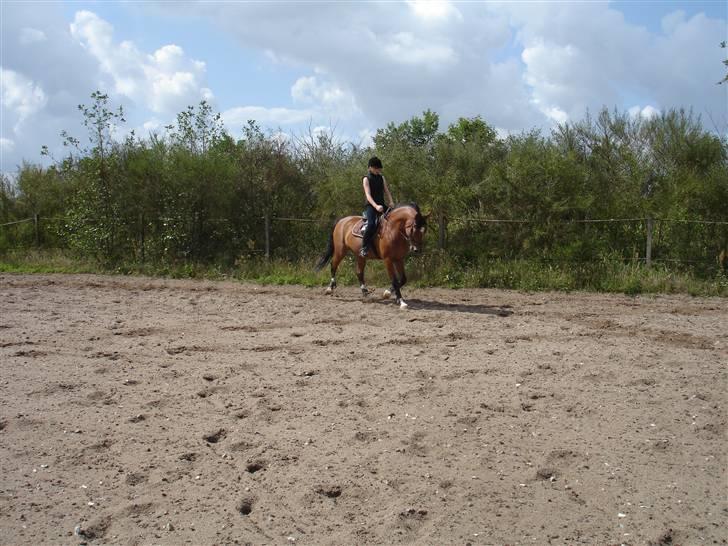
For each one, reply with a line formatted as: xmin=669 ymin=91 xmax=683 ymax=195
xmin=352 ymin=208 xmax=390 ymax=239
xmin=352 ymin=217 xmax=369 ymax=239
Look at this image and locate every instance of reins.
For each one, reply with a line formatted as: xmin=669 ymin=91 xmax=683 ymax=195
xmin=382 ymin=206 xmax=415 ymax=244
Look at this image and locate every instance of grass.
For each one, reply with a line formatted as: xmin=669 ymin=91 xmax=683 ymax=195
xmin=0 ymin=249 xmax=99 ymax=274
xmin=1 ymin=248 xmax=726 ymax=296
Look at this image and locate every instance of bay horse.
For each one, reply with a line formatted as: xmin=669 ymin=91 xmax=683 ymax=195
xmin=316 ymin=204 xmax=427 ymax=309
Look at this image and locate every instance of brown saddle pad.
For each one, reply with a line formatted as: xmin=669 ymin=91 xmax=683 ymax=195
xmin=352 ymin=217 xmax=368 ymax=239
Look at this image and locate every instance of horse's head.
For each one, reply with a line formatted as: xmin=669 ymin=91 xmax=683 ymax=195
xmin=392 ymin=203 xmax=427 ymax=254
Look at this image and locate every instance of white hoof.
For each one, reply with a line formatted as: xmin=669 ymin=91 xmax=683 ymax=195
xmin=399 ymin=300 xmax=408 ymax=309
xmin=325 ymin=286 xmax=333 ymax=295
xmin=383 ymin=289 xmax=392 ymax=299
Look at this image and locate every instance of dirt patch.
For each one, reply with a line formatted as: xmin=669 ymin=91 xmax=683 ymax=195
xmin=0 ymin=273 xmax=726 ymax=545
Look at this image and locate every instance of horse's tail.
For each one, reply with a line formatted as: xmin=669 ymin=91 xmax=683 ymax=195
xmin=315 ymin=220 xmax=337 ymax=271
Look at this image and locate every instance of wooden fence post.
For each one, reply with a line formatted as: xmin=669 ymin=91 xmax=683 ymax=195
xmin=645 ymin=217 xmax=653 ymax=267
xmin=264 ymin=214 xmax=271 ymax=260
xmin=438 ymin=211 xmax=446 ymax=250
xmin=140 ymin=212 xmax=145 ymax=263
xmin=33 ymin=214 xmax=40 ymax=247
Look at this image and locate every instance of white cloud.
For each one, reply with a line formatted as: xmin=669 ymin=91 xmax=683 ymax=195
xmin=522 ymin=41 xmax=583 ymax=123
xmin=70 ymin=10 xmax=212 ymax=115
xmin=178 ymin=2 xmax=515 ymax=129
xmin=661 ymin=10 xmax=687 ymax=34
xmin=509 ymin=3 xmax=725 ymax=126
xmin=19 ymin=27 xmax=47 ymax=45
xmin=542 ymin=106 xmax=569 ymax=125
xmin=291 ymin=76 xmax=360 ymax=118
xmin=0 ymin=137 xmax=15 ymax=152
xmin=222 ymin=105 xmax=314 ymax=130
xmin=358 ymin=128 xmax=375 ymax=147
xmin=629 ymin=105 xmax=660 ymax=119
xmin=384 ymin=32 xmax=456 ymax=66
xmin=218 ymin=75 xmax=361 ymax=137
xmin=142 ymin=119 xmax=162 ymax=133
xmin=271 ymin=131 xmax=290 ymax=144
xmin=1 ymin=1 xmax=725 ymax=173
xmin=407 ymin=1 xmax=460 ymax=21
xmin=311 ymin=125 xmax=331 ymax=137
xmin=1 ymin=68 xmax=48 ymax=130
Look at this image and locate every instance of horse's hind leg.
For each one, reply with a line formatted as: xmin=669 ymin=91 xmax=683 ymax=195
xmin=356 ymin=256 xmax=369 ymax=296
xmin=325 ymin=250 xmax=345 ymax=295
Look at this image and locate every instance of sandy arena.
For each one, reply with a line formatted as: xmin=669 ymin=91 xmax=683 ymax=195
xmin=0 ymin=273 xmax=726 ymax=545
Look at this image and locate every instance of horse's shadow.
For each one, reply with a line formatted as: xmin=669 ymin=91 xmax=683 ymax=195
xmin=377 ymin=297 xmax=513 ymax=316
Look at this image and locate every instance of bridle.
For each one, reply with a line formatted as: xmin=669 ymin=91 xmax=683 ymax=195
xmin=383 ymin=206 xmax=423 ymax=251
xmin=400 ymin=222 xmax=416 ymax=244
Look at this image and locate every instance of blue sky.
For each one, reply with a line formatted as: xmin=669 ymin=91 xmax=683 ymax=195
xmin=60 ymin=1 xmax=302 ymax=108
xmin=2 ymin=1 xmax=726 ymax=172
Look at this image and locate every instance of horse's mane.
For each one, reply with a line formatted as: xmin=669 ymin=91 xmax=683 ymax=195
xmin=391 ymin=202 xmax=426 ymax=228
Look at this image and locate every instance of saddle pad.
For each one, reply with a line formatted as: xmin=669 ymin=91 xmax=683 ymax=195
xmin=352 ymin=218 xmax=367 ymax=239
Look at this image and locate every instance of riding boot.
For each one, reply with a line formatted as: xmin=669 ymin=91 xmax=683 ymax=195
xmin=360 ymin=227 xmax=372 ymax=257
xmin=360 ymin=205 xmax=378 ymax=258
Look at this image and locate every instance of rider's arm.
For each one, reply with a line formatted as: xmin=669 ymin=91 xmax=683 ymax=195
xmin=383 ymin=177 xmax=395 ymax=208
xmin=363 ymin=177 xmax=381 ymax=209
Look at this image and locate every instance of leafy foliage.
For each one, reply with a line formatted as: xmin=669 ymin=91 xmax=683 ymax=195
xmin=1 ymin=93 xmax=726 ymax=287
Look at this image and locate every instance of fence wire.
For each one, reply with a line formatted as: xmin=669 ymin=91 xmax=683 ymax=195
xmin=2 ymin=215 xmax=726 ymax=268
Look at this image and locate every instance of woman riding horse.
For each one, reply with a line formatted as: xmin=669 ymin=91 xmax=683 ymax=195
xmin=316 ymin=203 xmax=427 ymax=309
xmin=360 ymin=157 xmax=394 ymax=257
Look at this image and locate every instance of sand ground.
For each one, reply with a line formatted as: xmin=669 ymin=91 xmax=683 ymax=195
xmin=0 ymin=274 xmax=726 ymax=545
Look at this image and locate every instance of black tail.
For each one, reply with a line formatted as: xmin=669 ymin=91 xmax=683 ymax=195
xmin=315 ymin=222 xmax=336 ymax=271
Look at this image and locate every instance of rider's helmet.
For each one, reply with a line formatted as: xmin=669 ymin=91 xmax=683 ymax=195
xmin=368 ymin=157 xmax=383 ymax=169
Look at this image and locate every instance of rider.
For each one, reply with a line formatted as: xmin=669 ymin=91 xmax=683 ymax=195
xmin=360 ymin=156 xmax=394 ymax=257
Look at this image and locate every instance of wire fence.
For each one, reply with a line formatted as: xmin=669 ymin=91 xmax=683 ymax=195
xmin=1 ymin=213 xmax=727 ymax=270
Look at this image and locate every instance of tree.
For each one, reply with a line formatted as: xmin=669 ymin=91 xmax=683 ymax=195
xmin=61 ymin=92 xmax=126 ymax=260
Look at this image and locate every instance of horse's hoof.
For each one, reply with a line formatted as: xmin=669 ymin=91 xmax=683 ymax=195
xmin=382 ymin=289 xmax=392 ymax=299
xmin=325 ymin=287 xmax=333 ymax=295
xmin=399 ymin=300 xmax=408 ymax=309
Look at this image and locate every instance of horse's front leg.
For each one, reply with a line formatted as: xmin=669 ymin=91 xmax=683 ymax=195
xmin=395 ymin=259 xmax=407 ymax=288
xmin=383 ymin=260 xmax=407 ymax=300
xmin=356 ymin=256 xmax=370 ymax=297
xmin=384 ymin=258 xmax=407 ymax=309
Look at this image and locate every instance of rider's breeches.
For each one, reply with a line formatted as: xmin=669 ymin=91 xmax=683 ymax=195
xmin=362 ymin=205 xmax=379 ymax=249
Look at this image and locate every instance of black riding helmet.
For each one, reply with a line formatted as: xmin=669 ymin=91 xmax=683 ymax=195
xmin=368 ymin=157 xmax=383 ymax=169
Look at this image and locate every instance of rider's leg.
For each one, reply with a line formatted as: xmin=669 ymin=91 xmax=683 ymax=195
xmin=360 ymin=205 xmax=377 ymax=257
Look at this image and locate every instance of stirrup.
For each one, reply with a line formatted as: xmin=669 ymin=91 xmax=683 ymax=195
xmin=359 ymin=247 xmax=368 ymax=257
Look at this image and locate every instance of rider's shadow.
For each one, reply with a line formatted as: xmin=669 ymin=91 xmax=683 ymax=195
xmin=378 ymin=298 xmax=513 ymax=316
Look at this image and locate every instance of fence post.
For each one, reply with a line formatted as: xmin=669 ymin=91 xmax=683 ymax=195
xmin=33 ymin=213 xmax=40 ymax=247
xmin=139 ymin=212 xmax=145 ymax=264
xmin=438 ymin=211 xmax=446 ymax=250
xmin=264 ymin=214 xmax=270 ymax=260
xmin=645 ymin=217 xmax=653 ymax=267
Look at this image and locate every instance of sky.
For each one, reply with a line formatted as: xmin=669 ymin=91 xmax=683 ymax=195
xmin=1 ymin=0 xmax=726 ymax=173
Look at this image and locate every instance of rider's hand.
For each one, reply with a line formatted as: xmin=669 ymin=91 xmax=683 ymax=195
xmin=376 ymin=205 xmax=384 ymax=213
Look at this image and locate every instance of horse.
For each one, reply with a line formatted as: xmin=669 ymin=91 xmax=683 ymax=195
xmin=315 ymin=203 xmax=427 ymax=309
